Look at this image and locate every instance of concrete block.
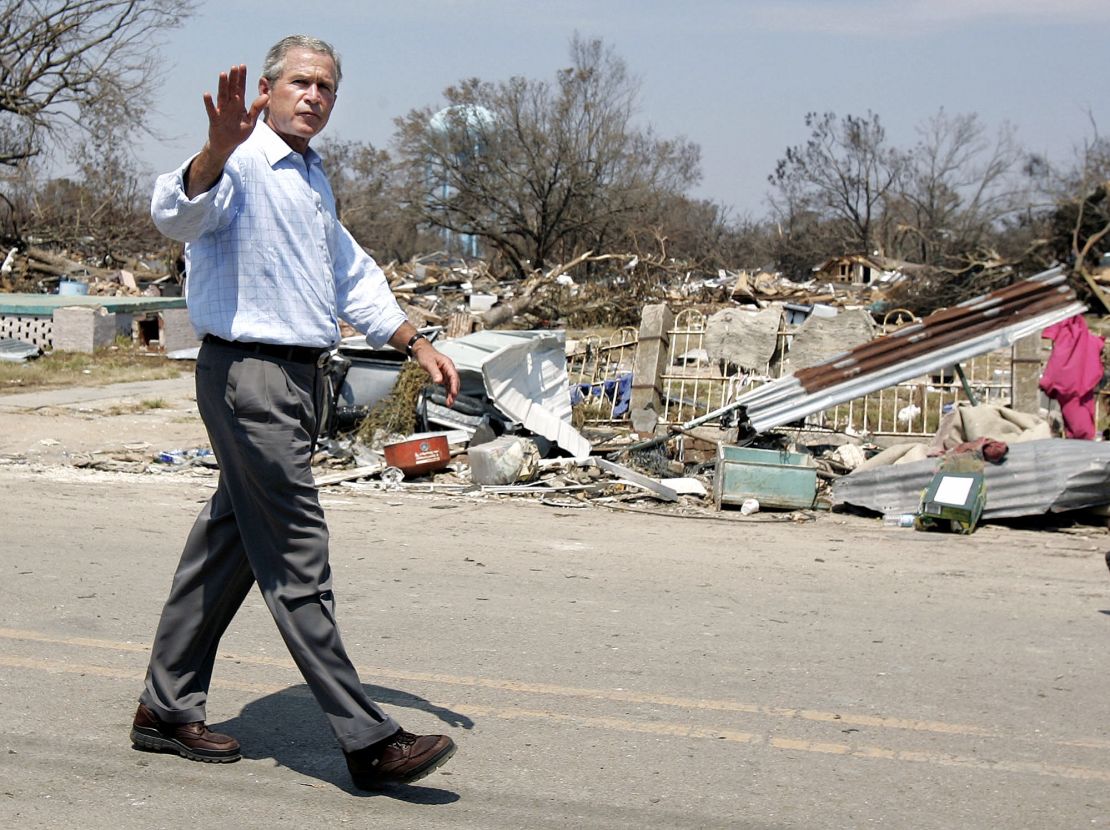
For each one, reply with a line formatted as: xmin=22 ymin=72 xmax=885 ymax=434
xmin=630 ymin=303 xmax=674 ymax=422
xmin=52 ymin=305 xmax=116 ymax=353
xmin=160 ymin=307 xmax=200 ymax=353
xmin=469 ymin=435 xmax=540 ymax=485
xmin=115 ymin=313 xmax=134 ymax=340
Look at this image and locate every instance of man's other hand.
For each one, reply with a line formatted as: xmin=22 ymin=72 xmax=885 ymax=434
xmin=412 ymin=341 xmax=460 ymax=408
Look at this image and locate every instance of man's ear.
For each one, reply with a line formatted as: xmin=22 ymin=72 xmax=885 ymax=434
xmin=259 ymin=77 xmax=271 ymax=97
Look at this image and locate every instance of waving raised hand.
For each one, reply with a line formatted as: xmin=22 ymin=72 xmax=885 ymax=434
xmin=203 ymin=64 xmax=269 ymax=156
xmin=185 ymin=64 xmax=268 ymax=198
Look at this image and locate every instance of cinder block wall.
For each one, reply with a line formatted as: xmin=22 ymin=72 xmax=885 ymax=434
xmin=0 ymin=315 xmax=54 ymax=350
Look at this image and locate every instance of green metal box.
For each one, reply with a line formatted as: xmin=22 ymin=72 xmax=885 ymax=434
xmin=713 ymin=445 xmax=818 ymax=511
xmin=917 ymin=470 xmax=986 ymax=533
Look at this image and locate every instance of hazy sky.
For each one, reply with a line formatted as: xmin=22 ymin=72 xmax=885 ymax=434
xmin=143 ymin=0 xmax=1110 ymax=218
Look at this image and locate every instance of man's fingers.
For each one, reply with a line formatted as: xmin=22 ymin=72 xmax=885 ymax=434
xmin=441 ymin=360 xmax=460 ymax=407
xmin=425 ymin=361 xmax=444 ymax=385
xmin=203 ymin=92 xmax=217 ymax=120
xmin=246 ymin=93 xmax=269 ymax=123
xmin=216 ymin=71 xmax=229 ymax=106
xmin=228 ymin=63 xmax=247 ymax=99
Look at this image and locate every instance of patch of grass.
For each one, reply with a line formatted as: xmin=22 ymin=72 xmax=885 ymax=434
xmin=354 ymin=360 xmax=431 ymax=447
xmin=102 ymin=398 xmax=172 ymax=416
xmin=0 ymin=345 xmax=187 ymax=391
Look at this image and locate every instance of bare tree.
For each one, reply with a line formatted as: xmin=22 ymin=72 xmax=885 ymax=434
xmin=1059 ymin=134 xmax=1110 ymax=271
xmin=392 ymin=35 xmax=701 ymax=277
xmin=769 ymin=111 xmax=905 ymax=261
xmin=766 ymin=170 xmax=839 ymax=281
xmin=25 ymin=92 xmax=161 ymax=256
xmin=316 ymin=136 xmax=436 ymax=263
xmin=0 ymin=0 xmax=193 ymax=168
xmin=891 ymin=110 xmax=1027 ymax=269
xmin=1017 ymin=127 xmax=1110 ymax=311
xmin=626 ymin=194 xmax=758 ymax=271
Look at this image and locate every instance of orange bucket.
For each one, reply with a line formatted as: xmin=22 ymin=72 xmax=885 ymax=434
xmin=383 ymin=434 xmax=450 ymax=477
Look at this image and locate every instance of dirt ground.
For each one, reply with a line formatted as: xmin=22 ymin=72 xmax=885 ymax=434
xmin=0 ymin=372 xmax=206 ymax=465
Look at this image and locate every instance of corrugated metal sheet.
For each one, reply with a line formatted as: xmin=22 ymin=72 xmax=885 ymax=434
xmin=727 ymin=269 xmax=1084 ymax=435
xmin=435 ymin=330 xmax=561 ymax=399
xmin=436 ymin=329 xmax=592 ymax=458
xmin=436 ymin=329 xmax=564 ymax=373
xmin=832 ymin=438 xmax=1110 ymax=518
xmin=0 ymin=337 xmax=39 ymax=362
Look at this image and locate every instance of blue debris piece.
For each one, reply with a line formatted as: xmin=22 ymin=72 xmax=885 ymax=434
xmin=571 ymin=372 xmax=633 ymax=417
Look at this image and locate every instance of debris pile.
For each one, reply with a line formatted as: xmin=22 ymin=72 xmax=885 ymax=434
xmin=0 ymin=246 xmax=175 ymax=296
xmin=3 ymin=246 xmax=1108 ymax=533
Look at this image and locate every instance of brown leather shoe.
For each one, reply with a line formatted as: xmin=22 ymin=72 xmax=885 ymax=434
xmin=345 ymin=729 xmax=456 ymax=788
xmin=130 ymin=703 xmax=241 ymax=763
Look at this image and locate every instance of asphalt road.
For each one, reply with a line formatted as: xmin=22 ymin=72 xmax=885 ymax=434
xmin=1 ymin=461 xmax=1108 ymax=829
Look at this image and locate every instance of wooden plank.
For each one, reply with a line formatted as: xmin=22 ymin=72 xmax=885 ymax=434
xmin=314 ymin=464 xmax=383 ymax=486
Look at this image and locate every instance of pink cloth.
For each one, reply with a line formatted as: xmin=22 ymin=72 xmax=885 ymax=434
xmin=926 ymin=437 xmax=1009 ymax=463
xmin=1039 ymin=315 xmax=1105 ymax=440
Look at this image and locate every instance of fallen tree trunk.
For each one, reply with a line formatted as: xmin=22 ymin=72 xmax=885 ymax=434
xmin=477 ymin=250 xmax=600 ymax=329
xmin=24 ymin=247 xmax=118 ymax=280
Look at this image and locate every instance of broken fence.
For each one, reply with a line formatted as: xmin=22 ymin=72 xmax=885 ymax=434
xmin=566 ymin=273 xmax=1108 ymax=438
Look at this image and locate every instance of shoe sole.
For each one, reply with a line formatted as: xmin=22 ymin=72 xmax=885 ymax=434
xmin=130 ymin=726 xmax=241 ymax=763
xmin=352 ymin=741 xmax=457 ymax=789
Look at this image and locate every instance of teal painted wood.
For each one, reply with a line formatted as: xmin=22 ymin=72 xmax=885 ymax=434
xmin=714 ymin=445 xmax=818 ymax=510
xmin=0 ymin=293 xmax=186 ymax=316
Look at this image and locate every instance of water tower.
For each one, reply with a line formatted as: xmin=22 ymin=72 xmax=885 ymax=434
xmin=427 ymin=104 xmax=495 ymax=258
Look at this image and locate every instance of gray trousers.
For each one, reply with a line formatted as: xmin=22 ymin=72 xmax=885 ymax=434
xmin=140 ymin=340 xmax=399 ymax=752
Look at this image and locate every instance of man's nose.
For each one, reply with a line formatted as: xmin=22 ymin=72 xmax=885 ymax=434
xmin=304 ymin=83 xmax=323 ymax=103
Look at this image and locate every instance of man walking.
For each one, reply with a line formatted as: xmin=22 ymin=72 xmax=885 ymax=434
xmin=131 ymin=35 xmax=460 ymax=789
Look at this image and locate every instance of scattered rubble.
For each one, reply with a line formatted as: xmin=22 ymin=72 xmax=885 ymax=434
xmin=0 ymin=246 xmax=176 ymax=297
xmin=2 ymin=246 xmax=1108 ymax=534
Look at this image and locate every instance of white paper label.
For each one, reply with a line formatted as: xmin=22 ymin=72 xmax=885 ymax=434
xmin=933 ymin=475 xmax=974 ymax=506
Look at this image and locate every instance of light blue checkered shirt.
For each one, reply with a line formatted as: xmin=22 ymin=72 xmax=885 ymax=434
xmin=151 ymin=120 xmax=406 ymax=349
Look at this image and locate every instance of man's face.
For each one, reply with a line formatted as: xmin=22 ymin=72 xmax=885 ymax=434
xmin=260 ymin=47 xmax=337 ymax=153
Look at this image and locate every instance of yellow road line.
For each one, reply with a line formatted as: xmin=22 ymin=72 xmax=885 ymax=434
xmin=2 ymin=654 xmax=1108 ymax=784
xmin=0 ymin=626 xmax=990 ymax=738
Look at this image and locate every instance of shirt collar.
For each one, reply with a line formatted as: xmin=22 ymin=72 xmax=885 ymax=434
xmin=253 ymin=119 xmax=322 ymax=168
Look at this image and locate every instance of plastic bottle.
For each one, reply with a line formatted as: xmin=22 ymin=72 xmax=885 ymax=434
xmin=882 ymin=512 xmax=916 ymax=528
xmin=739 ymin=498 xmax=760 ymax=515
xmin=380 ymin=466 xmax=405 ymax=490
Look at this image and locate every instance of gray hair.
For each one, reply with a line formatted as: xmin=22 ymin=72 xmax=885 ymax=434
xmin=261 ymin=35 xmax=343 ymax=88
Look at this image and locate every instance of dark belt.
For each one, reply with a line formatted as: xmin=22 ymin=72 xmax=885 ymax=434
xmin=203 ymin=334 xmax=330 ymax=366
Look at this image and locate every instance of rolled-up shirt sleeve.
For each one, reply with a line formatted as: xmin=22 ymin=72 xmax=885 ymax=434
xmin=333 ymin=223 xmax=407 ymax=348
xmin=151 ymin=156 xmax=238 ymax=243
